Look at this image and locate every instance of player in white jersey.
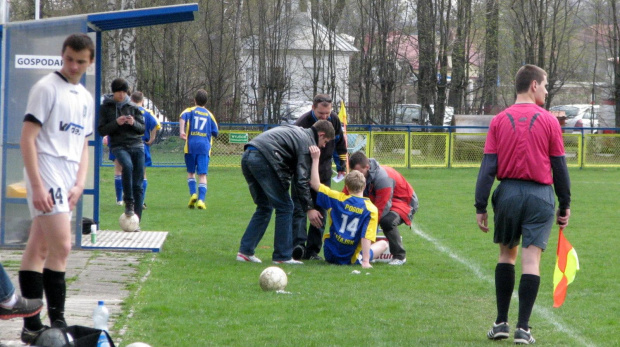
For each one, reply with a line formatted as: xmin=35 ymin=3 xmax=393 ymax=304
xmin=18 ymin=33 xmax=95 ymax=344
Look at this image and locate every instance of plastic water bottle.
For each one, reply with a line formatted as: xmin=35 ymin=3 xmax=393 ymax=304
xmin=96 ymin=331 xmax=111 ymax=347
xmin=90 ymin=224 xmax=97 ymax=244
xmin=93 ymin=301 xmax=109 ymax=331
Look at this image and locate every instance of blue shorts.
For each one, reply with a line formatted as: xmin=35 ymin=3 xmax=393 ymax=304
xmin=144 ymin=145 xmax=152 ymax=167
xmin=185 ymin=153 xmax=209 ymax=175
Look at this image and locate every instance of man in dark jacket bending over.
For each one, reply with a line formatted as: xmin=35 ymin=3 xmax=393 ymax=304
xmin=237 ymin=120 xmax=335 ymax=264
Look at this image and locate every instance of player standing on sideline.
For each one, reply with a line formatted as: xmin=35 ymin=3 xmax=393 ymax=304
xmin=292 ymin=94 xmax=348 ymax=261
xmin=98 ymin=78 xmax=145 ymax=221
xmin=0 ymin=263 xmax=43 ymax=320
xmin=18 ymin=33 xmax=95 ymax=343
xmin=179 ymin=89 xmax=219 ymax=210
xmin=347 ymin=151 xmax=419 ymax=265
xmin=131 ymin=91 xmax=161 ymax=209
xmin=102 ymin=135 xmax=124 ymax=205
xmin=308 ymin=147 xmax=388 ymax=268
xmin=475 ymin=64 xmax=571 ymax=345
xmin=236 ymin=120 xmax=335 ymax=264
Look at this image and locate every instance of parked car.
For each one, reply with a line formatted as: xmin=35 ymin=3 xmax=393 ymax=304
xmin=279 ymin=101 xmax=312 ymax=125
xmin=394 ymin=104 xmax=453 ymax=127
xmin=549 ymin=104 xmax=599 ymax=134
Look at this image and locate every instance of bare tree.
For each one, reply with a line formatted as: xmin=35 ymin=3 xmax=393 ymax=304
xmin=417 ymin=0 xmax=437 ymax=125
xmin=449 ymin=0 xmax=472 ymax=114
xmin=481 ymin=0 xmax=498 ymax=114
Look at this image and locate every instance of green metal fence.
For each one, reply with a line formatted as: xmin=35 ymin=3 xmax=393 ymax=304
xmin=102 ymin=123 xmax=620 ymax=169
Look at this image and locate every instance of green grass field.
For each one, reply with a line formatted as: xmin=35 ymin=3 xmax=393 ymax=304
xmin=97 ymin=166 xmax=619 ymax=346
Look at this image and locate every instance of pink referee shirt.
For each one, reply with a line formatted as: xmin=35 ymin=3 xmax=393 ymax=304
xmin=484 ymin=103 xmax=565 ymax=185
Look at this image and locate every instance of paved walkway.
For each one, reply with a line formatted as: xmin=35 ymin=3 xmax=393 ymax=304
xmin=0 ymin=249 xmax=147 ymax=346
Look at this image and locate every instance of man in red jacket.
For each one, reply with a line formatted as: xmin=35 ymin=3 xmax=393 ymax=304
xmin=347 ymin=151 xmax=419 ymax=265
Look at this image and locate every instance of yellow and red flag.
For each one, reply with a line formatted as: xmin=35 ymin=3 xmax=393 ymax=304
xmin=553 ymin=228 xmax=579 ymax=308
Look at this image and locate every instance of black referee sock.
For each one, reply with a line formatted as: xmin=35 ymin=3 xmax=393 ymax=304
xmin=517 ymin=274 xmax=540 ymax=330
xmin=19 ymin=270 xmax=44 ymax=330
xmin=494 ymin=263 xmax=515 ymax=324
xmin=43 ymin=268 xmax=66 ymax=325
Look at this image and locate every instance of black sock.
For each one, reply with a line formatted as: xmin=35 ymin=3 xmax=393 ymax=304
xmin=43 ymin=268 xmax=66 ymax=325
xmin=517 ymin=274 xmax=540 ymax=330
xmin=19 ymin=270 xmax=44 ymax=330
xmin=495 ymin=263 xmax=515 ymax=324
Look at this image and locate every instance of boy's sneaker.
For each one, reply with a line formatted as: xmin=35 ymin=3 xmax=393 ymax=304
xmin=188 ymin=194 xmax=198 ymax=209
xmin=116 ymin=200 xmax=124 ymax=206
xmin=196 ymin=200 xmax=206 ymax=210
xmin=0 ymin=296 xmax=43 ymax=320
xmin=487 ymin=322 xmax=509 ymax=340
xmin=125 ymin=204 xmax=135 ymax=217
xmin=142 ymin=203 xmax=147 ymax=210
xmin=307 ymin=253 xmax=323 ymax=261
xmin=273 ymin=259 xmax=304 ymax=265
xmin=388 ymin=258 xmax=407 ymax=265
xmin=236 ymin=252 xmax=262 ymax=263
xmin=21 ymin=325 xmax=49 ymax=344
xmin=514 ymin=328 xmax=535 ymax=345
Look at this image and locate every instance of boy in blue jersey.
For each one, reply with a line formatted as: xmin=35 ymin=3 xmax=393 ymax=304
xmin=179 ymin=89 xmax=219 ymax=210
xmin=131 ymin=92 xmax=161 ymax=209
xmin=308 ymin=146 xmax=388 ymax=268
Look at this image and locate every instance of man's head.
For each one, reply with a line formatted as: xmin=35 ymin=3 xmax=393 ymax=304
xmin=311 ymin=119 xmax=335 ymax=148
xmin=111 ymin=78 xmax=130 ymax=102
xmin=60 ymin=34 xmax=95 ymax=84
xmin=312 ymin=94 xmax=333 ymax=120
xmin=348 ymin=151 xmax=370 ymax=177
xmin=130 ymin=91 xmax=144 ymax=106
xmin=345 ymin=170 xmax=366 ymax=195
xmin=195 ymin=89 xmax=208 ymax=106
xmin=515 ymin=64 xmax=548 ymax=106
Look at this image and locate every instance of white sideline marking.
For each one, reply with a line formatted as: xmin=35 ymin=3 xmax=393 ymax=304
xmin=411 ymin=225 xmax=596 ymax=347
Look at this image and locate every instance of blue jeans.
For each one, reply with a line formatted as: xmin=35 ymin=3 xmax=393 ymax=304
xmin=1 ymin=263 xmax=15 ymax=302
xmin=112 ymin=145 xmax=145 ymax=218
xmin=238 ymin=150 xmax=294 ymax=261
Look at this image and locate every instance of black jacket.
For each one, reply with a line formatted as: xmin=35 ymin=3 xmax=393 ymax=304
xmin=245 ymin=125 xmax=317 ymax=211
xmin=295 ymin=110 xmax=347 ymax=183
xmin=98 ymin=94 xmax=145 ymax=148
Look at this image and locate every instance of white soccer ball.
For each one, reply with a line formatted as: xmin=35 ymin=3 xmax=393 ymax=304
xmin=126 ymin=343 xmax=152 ymax=347
xmin=259 ymin=266 xmax=288 ymax=291
xmin=119 ymin=213 xmax=140 ymax=232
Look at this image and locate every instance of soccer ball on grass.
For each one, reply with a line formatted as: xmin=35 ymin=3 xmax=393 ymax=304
xmin=259 ymin=266 xmax=288 ymax=291
xmin=119 ymin=213 xmax=140 ymax=232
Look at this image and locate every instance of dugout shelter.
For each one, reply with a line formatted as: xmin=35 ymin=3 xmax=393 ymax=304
xmin=0 ymin=4 xmax=198 ymax=248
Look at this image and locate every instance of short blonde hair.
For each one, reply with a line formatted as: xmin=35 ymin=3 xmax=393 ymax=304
xmin=345 ymin=170 xmax=366 ymax=194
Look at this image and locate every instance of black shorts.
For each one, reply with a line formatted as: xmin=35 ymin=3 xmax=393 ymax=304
xmin=491 ymin=179 xmax=555 ymax=250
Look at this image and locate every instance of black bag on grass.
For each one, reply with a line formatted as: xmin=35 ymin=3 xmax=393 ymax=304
xmin=33 ymin=326 xmax=115 ymax=347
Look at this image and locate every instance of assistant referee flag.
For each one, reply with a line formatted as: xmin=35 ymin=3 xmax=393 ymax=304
xmin=553 ymin=228 xmax=579 ymax=308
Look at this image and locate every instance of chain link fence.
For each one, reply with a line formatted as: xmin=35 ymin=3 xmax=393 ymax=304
xmin=101 ymin=124 xmax=620 ymax=169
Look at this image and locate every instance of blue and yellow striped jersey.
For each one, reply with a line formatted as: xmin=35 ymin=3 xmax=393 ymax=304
xmin=317 ymin=184 xmax=378 ymax=265
xmin=180 ymin=106 xmax=219 ymax=154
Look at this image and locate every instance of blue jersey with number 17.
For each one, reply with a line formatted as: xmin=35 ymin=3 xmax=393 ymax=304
xmin=181 ymin=106 xmax=219 ymax=154
xmin=316 ymin=184 xmax=378 ymax=265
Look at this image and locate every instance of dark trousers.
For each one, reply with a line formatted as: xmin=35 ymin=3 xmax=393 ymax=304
xmin=292 ymin=174 xmax=330 ymax=256
xmin=112 ymin=145 xmax=145 ymax=219
xmin=380 ymin=211 xmax=407 ymax=260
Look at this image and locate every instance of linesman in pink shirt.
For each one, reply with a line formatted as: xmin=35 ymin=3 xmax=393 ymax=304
xmin=475 ymin=64 xmax=571 ymax=345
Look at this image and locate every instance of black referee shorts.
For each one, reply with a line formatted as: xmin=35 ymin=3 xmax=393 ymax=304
xmin=491 ymin=179 xmax=555 ymax=250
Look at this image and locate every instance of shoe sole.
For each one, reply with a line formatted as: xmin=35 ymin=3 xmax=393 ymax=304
xmin=0 ymin=306 xmax=43 ymax=320
xmin=488 ymin=333 xmax=509 ymax=340
xmin=236 ymin=254 xmax=261 ymax=263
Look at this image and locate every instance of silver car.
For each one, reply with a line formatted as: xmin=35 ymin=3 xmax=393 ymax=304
xmin=549 ymin=104 xmax=599 ymax=134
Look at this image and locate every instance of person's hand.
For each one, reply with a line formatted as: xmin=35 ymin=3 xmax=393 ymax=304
xmin=476 ymin=213 xmax=489 ymax=232
xmin=337 ymin=171 xmax=346 ymax=179
xmin=309 ymin=145 xmax=320 ymax=160
xmin=361 ymin=261 xmax=372 ymax=269
xmin=307 ymin=209 xmax=323 ymax=228
xmin=67 ymin=184 xmax=84 ymax=211
xmin=125 ymin=115 xmax=134 ymax=126
xmin=116 ymin=116 xmax=127 ymax=125
xmin=556 ymin=208 xmax=571 ymax=228
xmin=180 ymin=133 xmax=187 ymax=140
xmin=32 ymin=185 xmax=54 ymax=213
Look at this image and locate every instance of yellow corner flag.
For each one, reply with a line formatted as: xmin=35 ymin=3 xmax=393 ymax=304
xmin=338 ymin=100 xmax=348 ymax=126
xmin=553 ymin=228 xmax=579 ymax=308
